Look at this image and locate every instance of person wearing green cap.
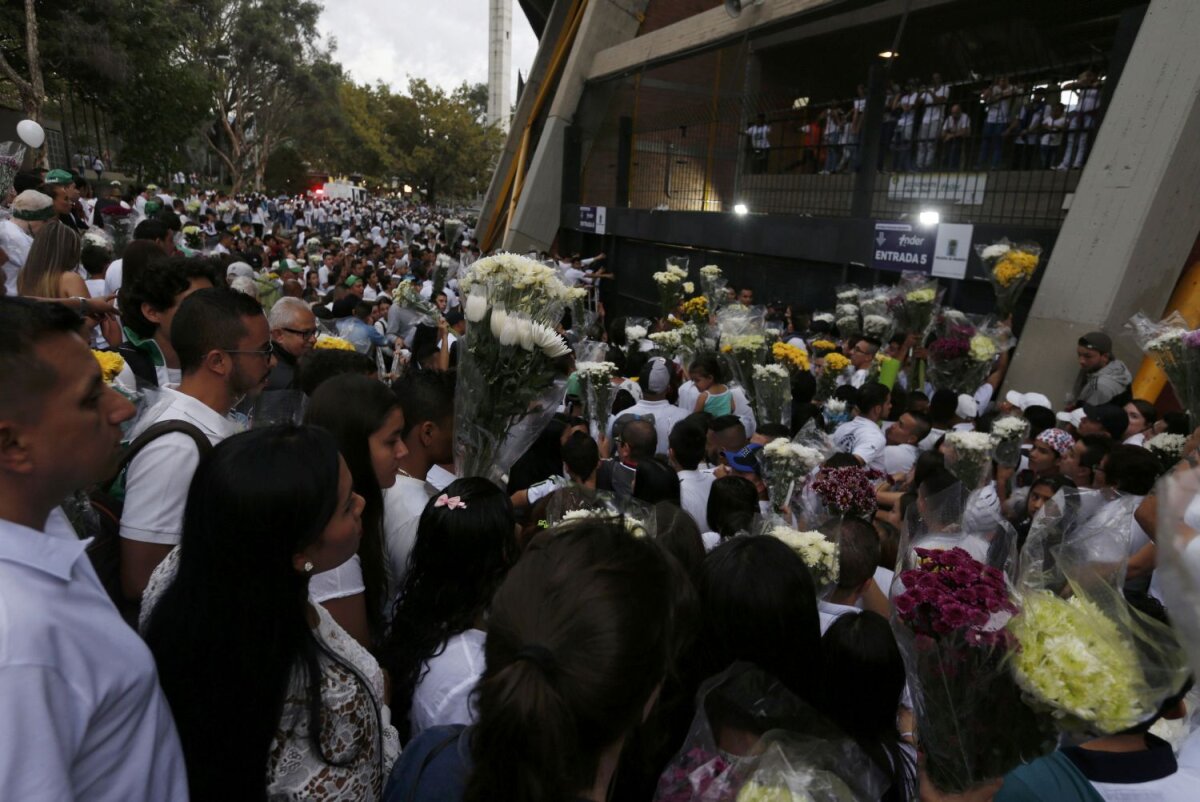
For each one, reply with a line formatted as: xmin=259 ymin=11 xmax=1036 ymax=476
xmin=344 ymin=274 xmax=364 ymax=298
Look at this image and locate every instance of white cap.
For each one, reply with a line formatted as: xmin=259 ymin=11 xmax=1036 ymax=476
xmin=1005 ymin=390 xmax=1052 ymax=411
xmin=645 ymin=357 xmax=672 ymax=394
xmin=226 ymin=261 xmax=255 ymax=280
xmin=1056 ymin=408 xmax=1085 ymax=428
xmin=956 ymin=394 xmax=978 ymax=420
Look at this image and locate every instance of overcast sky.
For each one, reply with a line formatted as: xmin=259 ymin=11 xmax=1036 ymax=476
xmin=318 ymin=0 xmax=540 ymax=95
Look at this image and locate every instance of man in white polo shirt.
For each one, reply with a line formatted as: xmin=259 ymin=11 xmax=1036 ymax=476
xmin=608 ymin=357 xmax=686 ymax=457
xmin=668 ymin=417 xmax=714 ymax=532
xmin=0 ymin=298 xmax=188 ymax=799
xmin=832 ymin=382 xmax=890 ymax=472
xmin=120 ymin=288 xmax=274 ymax=602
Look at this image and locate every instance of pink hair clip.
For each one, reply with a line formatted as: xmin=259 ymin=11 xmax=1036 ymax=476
xmin=435 ymin=494 xmax=467 ymax=510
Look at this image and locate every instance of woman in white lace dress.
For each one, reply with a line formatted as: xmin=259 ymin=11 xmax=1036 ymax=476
xmin=142 ymin=425 xmax=400 ymax=800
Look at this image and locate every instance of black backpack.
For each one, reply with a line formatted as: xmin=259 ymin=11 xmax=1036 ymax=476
xmin=88 ymin=420 xmax=213 ymax=623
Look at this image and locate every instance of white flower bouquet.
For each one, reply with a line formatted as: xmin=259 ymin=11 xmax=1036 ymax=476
xmin=1146 ymin=432 xmax=1188 ymax=466
xmin=576 ymin=361 xmax=618 ymax=439
xmin=861 ymin=313 xmax=895 ymax=342
xmin=858 ymin=286 xmax=893 ymax=318
xmin=393 ymin=280 xmax=440 ymax=324
xmin=652 ymin=257 xmax=690 ymax=318
xmin=944 ymin=430 xmax=994 ymax=489
xmin=834 ymin=303 xmax=861 ymax=340
xmin=1153 ymin=465 xmax=1200 ymax=685
xmin=561 ymin=506 xmax=650 ymax=538
xmin=456 ymin=253 xmax=573 ymax=485
xmin=0 ymin=142 xmax=24 ymax=202
xmin=767 ymin=524 xmax=839 ymax=585
xmin=990 ymin=415 xmax=1030 ymax=468
xmin=1011 ymin=488 xmax=1189 ymax=735
xmin=761 ymin=437 xmax=824 ymax=510
xmin=1128 ymin=312 xmax=1200 ymax=426
xmin=752 ymin=363 xmax=792 ymax=429
xmin=699 ymin=264 xmax=727 ymax=311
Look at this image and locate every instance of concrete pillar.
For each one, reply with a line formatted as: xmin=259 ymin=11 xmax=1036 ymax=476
xmin=488 ymin=0 xmax=513 ymax=132
xmin=1004 ymin=0 xmax=1200 ymax=407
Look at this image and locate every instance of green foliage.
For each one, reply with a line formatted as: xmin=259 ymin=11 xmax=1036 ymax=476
xmin=263 ymin=144 xmax=308 ymax=195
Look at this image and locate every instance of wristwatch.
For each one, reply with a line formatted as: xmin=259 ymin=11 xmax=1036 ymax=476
xmin=73 ymin=296 xmax=88 ymax=315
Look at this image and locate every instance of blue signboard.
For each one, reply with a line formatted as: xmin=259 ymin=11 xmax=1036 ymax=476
xmin=872 ymin=222 xmax=936 ymax=273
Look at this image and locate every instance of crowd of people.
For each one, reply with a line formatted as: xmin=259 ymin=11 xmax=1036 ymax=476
xmin=748 ymin=69 xmax=1103 ymax=175
xmin=1 ymin=162 xmax=1199 ymax=802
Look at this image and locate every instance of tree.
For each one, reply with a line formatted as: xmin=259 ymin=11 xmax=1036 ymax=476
xmin=187 ymin=0 xmax=324 ymax=192
xmin=263 ymin=143 xmax=308 ymax=195
xmin=0 ymin=0 xmax=48 ymax=165
xmin=398 ymin=78 xmax=504 ymax=204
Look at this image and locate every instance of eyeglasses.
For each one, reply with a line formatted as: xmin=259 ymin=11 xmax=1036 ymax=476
xmin=283 ymin=327 xmax=318 ymax=340
xmin=224 ymin=344 xmax=275 ymax=360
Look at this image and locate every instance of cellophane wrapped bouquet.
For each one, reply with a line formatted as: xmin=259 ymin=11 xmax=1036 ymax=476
xmin=814 ymin=351 xmax=849 ymax=404
xmin=456 ymin=253 xmax=573 ymax=486
xmin=556 ymin=496 xmax=655 ymax=539
xmin=890 ymin=483 xmax=1055 ymax=794
xmin=0 ymin=142 xmax=26 ymax=203
xmin=576 ymin=360 xmax=618 ymax=440
xmin=858 ymin=286 xmax=896 ymax=343
xmin=752 ymin=364 xmax=792 ymax=429
xmin=764 ymin=521 xmax=839 ymax=587
xmin=681 ymin=295 xmax=711 ymax=328
xmin=393 ymin=280 xmax=441 ymax=324
xmin=1128 ymin=311 xmax=1200 ymax=425
xmin=1154 ymin=463 xmax=1200 ymax=679
xmin=651 ymin=322 xmax=702 ymax=365
xmin=976 ymin=239 xmax=1041 ymax=318
xmin=654 ymin=665 xmax=886 ymax=802
xmin=625 ymin=316 xmax=651 ymax=358
xmin=891 ymin=273 xmax=942 ymax=389
xmin=103 ymin=202 xmax=136 ymax=257
xmin=943 ymin=430 xmax=995 ymax=489
xmin=1008 ymin=488 xmax=1189 ymax=735
xmin=719 ymin=306 xmax=768 ymax=408
xmin=1146 ymin=432 xmax=1187 ymax=467
xmin=654 ymin=256 xmax=690 ymax=318
xmin=808 ymin=465 xmax=883 ymax=522
xmin=990 ymin=415 xmax=1030 ymax=469
xmin=760 ymin=436 xmax=825 ymax=511
xmin=700 ymin=264 xmax=728 ymax=313
xmin=926 ymin=313 xmax=1010 ymax=395
xmin=772 ymin=341 xmax=810 ymax=374
xmin=833 ymin=285 xmax=860 ymax=340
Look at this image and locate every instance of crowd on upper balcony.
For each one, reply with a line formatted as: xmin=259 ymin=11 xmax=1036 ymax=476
xmin=745 ymin=68 xmax=1104 ymax=176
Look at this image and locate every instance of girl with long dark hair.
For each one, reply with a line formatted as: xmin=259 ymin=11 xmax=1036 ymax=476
xmin=820 ymin=611 xmax=917 ymax=802
xmin=383 ymin=521 xmax=674 ymax=801
xmin=143 ymin=425 xmax=399 ymax=799
xmin=305 ymin=373 xmax=408 ymax=647
xmin=380 ymin=477 xmax=518 ymax=740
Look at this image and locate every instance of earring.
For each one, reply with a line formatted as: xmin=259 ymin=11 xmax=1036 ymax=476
xmin=303 ymin=561 xmax=314 ymax=573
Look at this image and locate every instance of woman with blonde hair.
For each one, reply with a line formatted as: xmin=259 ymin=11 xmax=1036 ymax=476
xmin=17 ymin=218 xmax=85 ymax=299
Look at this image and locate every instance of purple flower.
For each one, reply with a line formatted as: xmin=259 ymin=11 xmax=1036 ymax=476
xmin=1183 ymin=329 xmax=1200 ymax=349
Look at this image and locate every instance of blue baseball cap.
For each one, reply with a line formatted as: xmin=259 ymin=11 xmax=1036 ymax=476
xmin=723 ymin=442 xmax=763 ymax=474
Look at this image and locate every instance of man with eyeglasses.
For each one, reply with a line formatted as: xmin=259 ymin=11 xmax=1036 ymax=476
xmin=848 ymin=337 xmax=881 ymax=389
xmin=265 ymin=296 xmax=318 ymax=391
xmin=120 ymin=288 xmax=274 ymax=603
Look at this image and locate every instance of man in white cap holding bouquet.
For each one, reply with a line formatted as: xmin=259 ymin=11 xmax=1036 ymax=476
xmin=0 ymin=190 xmax=55 ymax=296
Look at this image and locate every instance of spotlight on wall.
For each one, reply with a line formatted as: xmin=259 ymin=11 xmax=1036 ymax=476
xmin=733 ymin=203 xmax=749 ymax=215
xmin=918 ymin=209 xmax=940 ymax=226
xmin=878 ymin=51 xmax=900 ymax=59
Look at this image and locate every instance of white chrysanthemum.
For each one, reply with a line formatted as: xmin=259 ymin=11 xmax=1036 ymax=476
xmin=514 ymin=315 xmax=535 ymax=351
xmin=626 ymin=325 xmax=648 ymax=342
xmin=1147 ymin=330 xmax=1184 ymax=352
xmin=825 ymin=399 xmax=847 ymax=415
xmin=499 ymin=315 xmax=521 ymax=346
xmin=652 ymin=270 xmax=682 ymax=286
xmin=561 ymin=508 xmax=647 ymax=537
xmin=813 ymin=312 xmax=835 ymax=324
xmin=532 ymin=322 xmax=570 ymax=358
xmin=465 ymin=293 xmax=488 ymax=323
xmin=682 ymin=281 xmax=695 ymax=294
xmin=836 ymin=290 xmax=859 ymax=302
xmin=649 ymin=330 xmax=682 ymax=349
xmin=752 ymin=363 xmax=789 ymax=380
xmin=981 ymin=243 xmax=1012 ymax=260
xmin=725 ymin=334 xmax=766 ymax=352
xmin=992 ymin=416 xmax=1029 ymax=441
xmin=490 ymin=307 xmax=509 ymax=340
xmin=576 ymin=361 xmax=618 ymax=380
xmin=1147 ymin=433 xmax=1188 ymax=462
xmin=768 ymin=526 xmax=839 ymax=584
xmin=700 ymin=265 xmax=722 ymax=278
xmin=946 ymin=430 xmax=994 ymax=453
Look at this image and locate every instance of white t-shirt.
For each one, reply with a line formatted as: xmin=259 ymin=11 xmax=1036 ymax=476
xmin=884 ymin=443 xmax=919 ymax=476
xmin=409 ymin=629 xmax=486 ymax=739
xmin=818 ymin=599 xmax=859 ymax=634
xmin=985 ymin=88 xmax=1011 ymax=125
xmin=0 ymin=510 xmax=189 ymax=800
xmin=0 ymin=219 xmax=33 ymax=296
xmin=309 ymin=554 xmax=366 ymax=604
xmin=103 ymin=258 xmax=125 ymax=297
xmin=747 ymin=124 xmax=771 ymax=149
xmin=382 ymin=475 xmax=435 ymax=599
xmin=609 ymin=398 xmax=688 ymax=457
xmin=678 ymin=469 xmax=715 ymax=532
xmin=832 ymin=417 xmax=887 ymax=472
xmin=119 ymin=388 xmax=241 ymax=546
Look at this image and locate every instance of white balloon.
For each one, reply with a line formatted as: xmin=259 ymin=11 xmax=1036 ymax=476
xmin=16 ymin=119 xmax=44 ymax=149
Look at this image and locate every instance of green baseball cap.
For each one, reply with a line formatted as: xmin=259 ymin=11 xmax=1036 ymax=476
xmin=344 ymin=275 xmax=361 ymax=287
xmin=45 ymin=169 xmax=74 ymax=184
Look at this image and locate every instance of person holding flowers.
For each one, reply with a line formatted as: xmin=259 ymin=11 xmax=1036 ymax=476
xmin=832 ymin=382 xmax=890 ymax=472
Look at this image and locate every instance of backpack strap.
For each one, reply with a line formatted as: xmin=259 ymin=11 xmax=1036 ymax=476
xmin=105 ymin=420 xmax=214 ymax=493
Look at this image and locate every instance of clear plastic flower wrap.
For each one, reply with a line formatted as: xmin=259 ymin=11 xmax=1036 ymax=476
xmin=990 ymin=415 xmax=1030 ymax=468
xmin=814 ymin=352 xmax=849 ymax=404
xmin=700 ymin=264 xmax=729 ymax=313
xmin=1127 ymin=311 xmax=1200 ymax=424
xmin=1154 ymin=464 xmax=1200 ymax=678
xmin=653 ymin=664 xmax=887 ymax=802
xmin=1009 ymin=487 xmax=1190 ymax=735
xmin=926 ymin=314 xmax=1012 ymax=396
xmin=718 ymin=306 xmax=769 ymax=407
xmin=576 ymin=360 xmax=619 ymax=440
xmin=0 ymin=141 xmax=24 ymax=201
xmin=552 ymin=493 xmax=657 ymax=539
xmin=758 ymin=433 xmax=827 ymax=512
xmin=943 ymin=430 xmax=995 ymax=489
xmin=893 ymin=272 xmax=942 ymax=337
xmin=625 ymin=316 xmax=653 ymax=357
xmin=1146 ymin=432 xmax=1188 ymax=467
xmin=654 ymin=256 xmax=691 ymax=318
xmin=975 ymin=238 xmax=1042 ymax=318
xmin=393 ymin=280 xmax=441 ymax=325
xmin=857 ymin=286 xmax=892 ymax=318
xmin=454 ymin=254 xmax=573 ymax=487
xmin=889 ymin=482 xmax=1055 ymax=794
xmin=752 ymin=364 xmax=792 ymax=429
